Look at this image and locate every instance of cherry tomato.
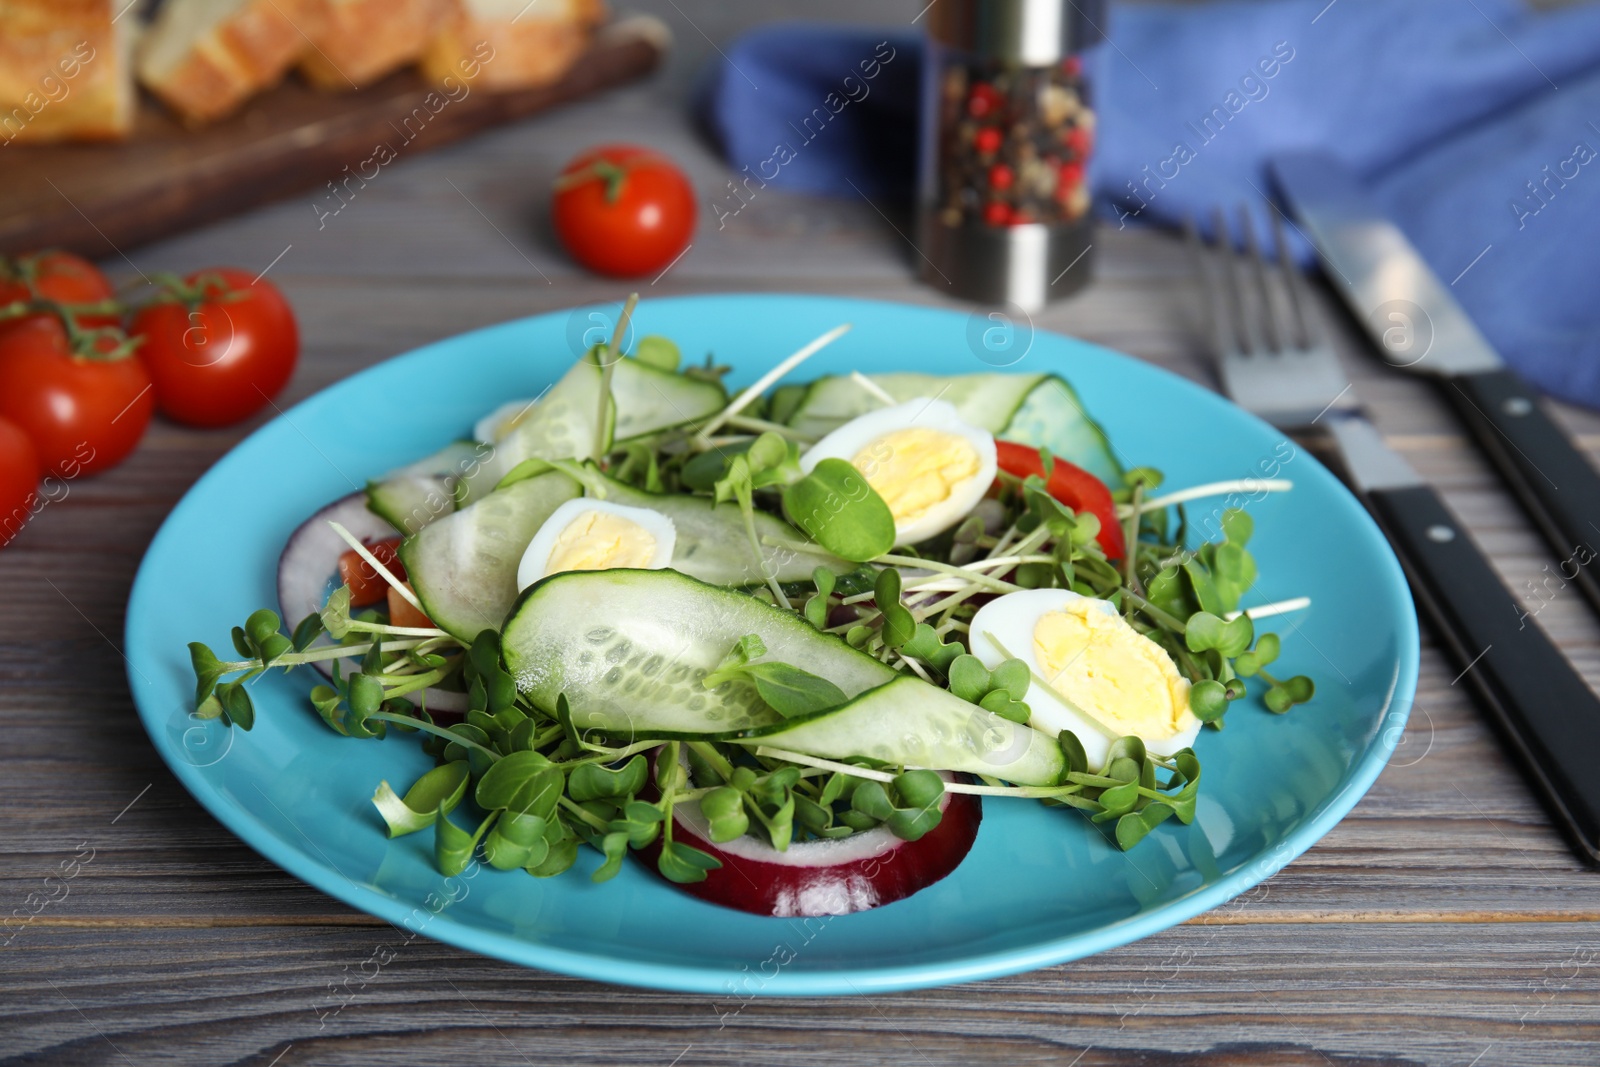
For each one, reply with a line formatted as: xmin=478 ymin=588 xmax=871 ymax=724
xmin=338 ymin=537 xmax=406 ymax=608
xmin=973 ymin=127 xmax=1003 ymax=155
xmin=982 ymin=201 xmax=1014 ymax=227
xmin=388 ymin=583 xmax=435 ymax=629
xmin=988 ymin=163 xmax=1015 ymax=191
xmin=994 ymin=440 xmax=1125 ymax=560
xmin=0 ymin=314 xmax=152 ymax=478
xmin=0 ymin=251 xmax=118 ymax=330
xmin=552 ymin=145 xmax=696 ymax=278
xmin=0 ymin=416 xmax=40 ymax=549
xmin=1064 ymin=125 xmax=1093 ymax=159
xmin=130 ymin=268 xmax=298 ymax=428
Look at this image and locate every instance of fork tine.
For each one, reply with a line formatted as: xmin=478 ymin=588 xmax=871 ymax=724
xmin=1268 ymin=204 xmax=1316 ymax=349
xmin=1184 ymin=214 xmax=1231 ymax=359
xmin=1237 ymin=204 xmax=1283 ymax=353
xmin=1210 ymin=205 xmax=1250 ymax=355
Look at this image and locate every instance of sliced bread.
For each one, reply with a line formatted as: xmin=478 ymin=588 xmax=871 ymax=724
xmin=137 ymin=0 xmax=325 ymax=124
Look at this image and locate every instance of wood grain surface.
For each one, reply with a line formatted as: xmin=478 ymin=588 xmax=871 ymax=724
xmin=3 ymin=2 xmax=1599 ymax=1064
xmin=0 ymin=20 xmax=664 ymax=259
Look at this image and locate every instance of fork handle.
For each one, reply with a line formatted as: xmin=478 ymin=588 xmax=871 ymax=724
xmin=1366 ymin=483 xmax=1600 ymax=865
xmin=1444 ymin=368 xmax=1600 ymax=618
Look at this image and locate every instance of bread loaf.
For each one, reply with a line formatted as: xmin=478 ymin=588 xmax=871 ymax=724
xmin=421 ymin=0 xmax=604 ymax=92
xmin=298 ymin=0 xmax=447 ymax=91
xmin=0 ymin=0 xmax=136 ymax=144
xmin=137 ymin=0 xmax=326 ymax=124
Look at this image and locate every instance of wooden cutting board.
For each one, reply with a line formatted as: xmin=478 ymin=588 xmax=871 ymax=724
xmin=0 ymin=18 xmax=665 ymax=259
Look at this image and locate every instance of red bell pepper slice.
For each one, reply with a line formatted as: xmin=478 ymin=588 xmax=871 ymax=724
xmin=994 ymin=440 xmax=1125 ymax=561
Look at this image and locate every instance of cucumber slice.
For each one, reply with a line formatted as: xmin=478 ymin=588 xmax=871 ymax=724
xmin=767 ymin=382 xmax=809 ymax=427
xmin=786 ymin=372 xmax=1041 ymax=441
xmin=786 ymin=372 xmax=1122 ymax=486
xmin=505 ymin=568 xmax=892 ymax=735
xmin=579 ymin=471 xmax=843 ymax=586
xmin=1001 ymin=376 xmax=1124 ymax=487
xmin=502 ymin=569 xmax=1064 ymax=785
xmin=365 ymin=440 xmax=489 ymax=534
xmin=401 ymin=471 xmax=582 ymax=641
xmin=740 ymin=675 xmax=1065 ymax=786
xmin=459 ymin=357 xmax=726 ymax=504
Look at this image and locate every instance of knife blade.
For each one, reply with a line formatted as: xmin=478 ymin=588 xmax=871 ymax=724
xmin=1269 ymin=152 xmax=1600 ymax=620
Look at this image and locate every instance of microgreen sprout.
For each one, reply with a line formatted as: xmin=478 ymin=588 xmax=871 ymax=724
xmin=185 ymin=320 xmax=1320 ymax=901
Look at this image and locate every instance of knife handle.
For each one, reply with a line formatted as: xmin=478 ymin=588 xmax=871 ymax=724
xmin=1445 ymin=369 xmax=1600 ymax=616
xmin=1366 ymin=483 xmax=1600 ymax=865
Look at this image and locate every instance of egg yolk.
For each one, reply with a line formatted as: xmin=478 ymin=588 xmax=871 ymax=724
xmin=546 ymin=510 xmax=658 ymax=574
xmin=852 ymin=428 xmax=980 ymax=525
xmin=1032 ymin=602 xmax=1195 ymax=739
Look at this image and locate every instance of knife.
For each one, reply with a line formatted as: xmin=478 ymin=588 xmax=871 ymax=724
xmin=1269 ymin=152 xmax=1600 ymax=619
xmin=1331 ymin=417 xmax=1600 ymax=866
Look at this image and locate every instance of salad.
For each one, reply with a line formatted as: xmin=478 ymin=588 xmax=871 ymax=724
xmin=188 ymin=297 xmax=1314 ymax=918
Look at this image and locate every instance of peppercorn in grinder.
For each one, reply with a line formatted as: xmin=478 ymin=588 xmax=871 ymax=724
xmin=918 ymin=0 xmax=1103 ymax=308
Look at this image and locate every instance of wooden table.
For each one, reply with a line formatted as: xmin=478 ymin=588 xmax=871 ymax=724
xmin=5 ymin=2 xmax=1599 ymax=1062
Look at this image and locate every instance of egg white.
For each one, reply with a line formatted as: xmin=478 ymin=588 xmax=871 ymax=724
xmin=515 ymin=498 xmax=677 ymax=590
xmin=799 ymin=398 xmax=997 ymax=546
xmin=475 ymin=399 xmax=538 ymax=444
xmin=968 ymin=588 xmax=1201 ymax=768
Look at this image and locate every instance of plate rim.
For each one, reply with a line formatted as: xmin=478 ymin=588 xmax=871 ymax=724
xmin=125 ymin=292 xmax=1420 ymax=996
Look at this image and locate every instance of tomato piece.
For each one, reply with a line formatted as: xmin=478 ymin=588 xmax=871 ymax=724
xmin=338 ymin=536 xmax=406 ymax=608
xmin=0 ymin=251 xmax=117 ymax=330
xmin=994 ymin=440 xmax=1125 ymax=560
xmin=0 ymin=416 xmax=40 ymax=549
xmin=130 ymin=267 xmax=299 ymax=428
xmin=0 ymin=314 xmax=152 ymax=478
xmin=387 ymin=582 xmax=435 ymax=629
xmin=552 ymin=145 xmax=696 ymax=278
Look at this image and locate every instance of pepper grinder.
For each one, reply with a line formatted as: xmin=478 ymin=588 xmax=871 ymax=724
xmin=918 ymin=0 xmax=1104 ymax=309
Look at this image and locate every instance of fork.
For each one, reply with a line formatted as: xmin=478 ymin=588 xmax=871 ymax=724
xmin=1190 ymin=205 xmax=1600 ymax=867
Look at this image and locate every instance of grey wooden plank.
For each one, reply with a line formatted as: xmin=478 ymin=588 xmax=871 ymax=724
xmin=2 ymin=923 xmax=1597 ymax=1066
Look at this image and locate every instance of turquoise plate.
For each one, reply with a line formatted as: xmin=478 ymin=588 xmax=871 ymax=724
xmin=126 ymin=294 xmax=1418 ymax=996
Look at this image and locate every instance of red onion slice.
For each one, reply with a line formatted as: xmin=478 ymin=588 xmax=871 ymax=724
xmin=643 ymin=771 xmax=981 ymax=917
xmin=276 ymin=492 xmax=469 ymax=714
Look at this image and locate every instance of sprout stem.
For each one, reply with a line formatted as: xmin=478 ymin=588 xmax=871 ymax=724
xmin=696 ymin=323 xmax=851 ymax=440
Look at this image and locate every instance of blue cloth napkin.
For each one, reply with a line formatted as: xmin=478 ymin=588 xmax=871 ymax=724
xmin=698 ymin=1 xmax=1600 ymax=409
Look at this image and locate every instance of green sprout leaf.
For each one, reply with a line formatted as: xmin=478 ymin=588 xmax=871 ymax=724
xmin=1189 ymin=679 xmax=1229 ymax=723
xmin=783 ymin=458 xmax=895 ymax=563
xmin=567 ymin=755 xmax=648 ymax=802
xmin=1265 ymin=674 xmax=1315 ymax=713
xmin=901 ymin=623 xmax=963 ymax=673
xmin=372 ymin=760 xmax=470 ymax=838
xmin=1185 ymin=612 xmax=1254 ymax=658
xmin=657 ymin=840 xmax=722 ymax=884
xmin=874 ymin=567 xmax=916 ymax=649
xmin=1234 ymin=632 xmax=1280 ymax=677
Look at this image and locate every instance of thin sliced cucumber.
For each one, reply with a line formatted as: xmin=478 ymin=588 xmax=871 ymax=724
xmin=1001 ymin=375 xmax=1124 ymax=486
xmin=737 ymin=675 xmax=1065 ymax=786
xmin=786 ymin=372 xmax=1122 ymax=486
xmin=459 ymin=357 xmax=726 ymax=504
xmin=505 ymin=569 xmax=894 ymax=735
xmin=767 ymin=382 xmax=809 ymax=426
xmin=501 ymin=569 xmax=1063 ymax=784
xmin=402 ymin=471 xmax=581 ymax=641
xmin=576 ymin=469 xmax=842 ymax=586
xmin=365 ymin=440 xmax=490 ymax=534
xmin=786 ymin=372 xmax=1042 ymax=440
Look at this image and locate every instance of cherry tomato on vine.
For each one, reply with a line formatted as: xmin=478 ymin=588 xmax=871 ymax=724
xmin=552 ymin=145 xmax=696 ymax=278
xmin=0 ymin=251 xmax=118 ymax=330
xmin=130 ymin=268 xmax=299 ymax=428
xmin=0 ymin=313 xmax=152 ymax=478
xmin=0 ymin=416 xmax=40 ymax=549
